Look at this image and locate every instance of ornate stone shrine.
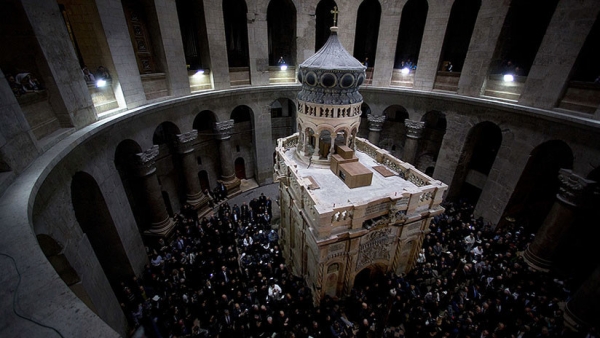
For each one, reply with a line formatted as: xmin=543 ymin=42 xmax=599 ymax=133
xmin=274 ymin=26 xmax=447 ymax=304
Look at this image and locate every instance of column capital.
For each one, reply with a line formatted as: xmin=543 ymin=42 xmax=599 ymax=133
xmin=367 ymin=114 xmax=386 ymax=132
xmin=405 ymin=120 xmax=425 ymax=139
xmin=174 ymin=130 xmax=198 ymax=153
xmin=132 ymin=145 xmax=159 ymax=177
xmin=214 ymin=119 xmax=235 ymax=140
xmin=557 ymin=169 xmax=599 ymax=208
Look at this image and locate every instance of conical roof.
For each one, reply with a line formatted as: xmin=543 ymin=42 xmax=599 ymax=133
xmin=300 ymin=27 xmax=365 ymax=70
xmin=297 ymin=27 xmax=366 ymax=105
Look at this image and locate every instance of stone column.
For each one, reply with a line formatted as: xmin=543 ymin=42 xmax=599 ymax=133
xmin=94 ymin=0 xmax=147 ymax=108
xmin=367 ymin=115 xmax=386 ymax=146
xmin=413 ymin=0 xmax=453 ymax=91
xmin=214 ymin=120 xmax=241 ymax=194
xmin=174 ymin=130 xmax=208 ymax=209
xmin=20 ymin=0 xmax=96 ymax=128
xmin=203 ymin=0 xmax=230 ymax=89
xmin=458 ymin=0 xmax=509 ymax=97
xmin=403 ymin=120 xmax=425 ymax=164
xmin=372 ymin=1 xmax=405 ymax=87
xmin=564 ymin=264 xmax=600 ymax=331
xmin=247 ymin=12 xmax=270 ymax=85
xmin=312 ymin=132 xmax=321 ymax=161
xmin=519 ymin=0 xmax=600 ymax=109
xmin=132 ymin=145 xmax=174 ymax=237
xmin=152 ymin=0 xmax=191 ymax=97
xmin=523 ymin=169 xmax=599 ymax=272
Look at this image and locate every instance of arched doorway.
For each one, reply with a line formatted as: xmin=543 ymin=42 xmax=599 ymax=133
xmin=235 ymin=157 xmax=246 ymax=179
xmin=115 ymin=139 xmax=145 ymax=229
xmin=198 ymin=170 xmax=210 ymax=192
xmin=381 ymin=105 xmax=410 ymax=157
xmin=449 ymin=121 xmax=502 ymax=205
xmin=319 ymin=130 xmax=332 ymax=159
xmin=418 ymin=111 xmax=447 ymax=174
xmin=500 ymin=140 xmax=573 ymax=232
xmin=231 ymin=105 xmax=255 ymax=178
xmin=354 ymin=264 xmax=386 ymax=291
xmin=71 ymin=172 xmax=134 ymax=291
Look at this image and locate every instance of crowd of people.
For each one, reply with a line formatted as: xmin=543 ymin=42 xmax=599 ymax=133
xmin=6 ymin=72 xmax=44 ymax=97
xmin=82 ymin=65 xmax=111 ymax=85
xmin=115 ymin=193 xmax=596 ymax=338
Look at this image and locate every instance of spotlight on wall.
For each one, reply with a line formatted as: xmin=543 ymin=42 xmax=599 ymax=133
xmin=401 ymin=67 xmax=410 ymax=75
xmin=280 ymin=64 xmax=288 ymax=71
xmin=193 ymin=69 xmax=205 ymax=78
xmin=503 ymin=74 xmax=514 ymax=82
xmin=96 ymin=79 xmax=107 ymax=88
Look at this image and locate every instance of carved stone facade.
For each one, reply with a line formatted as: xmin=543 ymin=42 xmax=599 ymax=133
xmin=367 ymin=114 xmax=386 ymax=132
xmin=275 ymin=136 xmax=446 ymax=304
xmin=405 ymin=119 xmax=426 ymax=139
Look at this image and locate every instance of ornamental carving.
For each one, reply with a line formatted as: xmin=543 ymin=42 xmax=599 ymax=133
xmin=557 ymin=169 xmax=600 ymax=208
xmin=175 ymin=130 xmax=198 ymax=144
xmin=132 ymin=145 xmax=159 ymax=176
xmin=214 ymin=120 xmax=235 ymax=140
xmin=405 ymin=120 xmax=425 ymax=139
xmin=367 ymin=114 xmax=386 ymax=132
xmin=175 ymin=130 xmax=199 ymax=153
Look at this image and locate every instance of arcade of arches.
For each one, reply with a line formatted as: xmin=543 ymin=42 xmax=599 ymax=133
xmin=1 ymin=0 xmax=600 ymax=337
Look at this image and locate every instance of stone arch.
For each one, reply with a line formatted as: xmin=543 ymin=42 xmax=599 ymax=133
xmin=235 ymin=156 xmax=247 ymax=179
xmin=315 ymin=0 xmax=338 ymax=51
xmin=318 ymin=128 xmax=334 ymax=159
xmin=152 ymin=121 xmax=184 ymax=215
xmin=500 ymin=140 xmax=573 ymax=232
xmin=36 ymin=234 xmax=99 ymax=315
xmin=394 ymin=0 xmax=428 ymax=68
xmin=438 ymin=0 xmax=481 ymax=72
xmin=223 ymin=0 xmax=250 ymax=67
xmin=152 ymin=121 xmax=181 ymax=146
xmin=71 ymin=172 xmax=134 ymax=291
xmin=353 ymin=263 xmax=387 ymax=291
xmin=267 ymin=0 xmax=296 ymax=65
xmin=334 ymin=127 xmax=350 ymax=148
xmin=324 ymin=261 xmax=343 ymax=297
xmin=354 ymin=0 xmax=381 ymax=66
xmin=449 ymin=121 xmax=502 ymax=205
xmin=193 ymin=110 xmax=218 ymax=133
xmin=231 ymin=105 xmax=255 ymax=178
xmin=114 ymin=139 xmax=145 ymax=228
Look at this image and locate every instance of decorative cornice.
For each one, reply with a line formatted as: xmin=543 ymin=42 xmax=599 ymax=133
xmin=405 ymin=120 xmax=425 ymax=139
xmin=132 ymin=145 xmax=159 ymax=176
xmin=556 ymin=169 xmax=599 ymax=208
xmin=214 ymin=120 xmax=235 ymax=140
xmin=367 ymin=114 xmax=386 ymax=131
xmin=175 ymin=130 xmax=198 ymax=153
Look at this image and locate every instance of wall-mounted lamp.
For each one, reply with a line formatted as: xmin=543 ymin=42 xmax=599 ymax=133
xmin=193 ymin=69 xmax=205 ymax=78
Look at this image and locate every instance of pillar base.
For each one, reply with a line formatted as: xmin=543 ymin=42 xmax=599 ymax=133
xmin=522 ymin=247 xmax=551 ymax=272
xmin=564 ymin=302 xmax=587 ymax=332
xmin=144 ymin=217 xmax=176 ymax=238
xmin=219 ymin=176 xmax=241 ymax=197
xmin=187 ymin=192 xmax=210 ymax=210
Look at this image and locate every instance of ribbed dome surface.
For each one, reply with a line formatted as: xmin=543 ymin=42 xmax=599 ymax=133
xmin=300 ymin=28 xmax=365 ymax=70
xmin=297 ymin=27 xmax=366 ymax=105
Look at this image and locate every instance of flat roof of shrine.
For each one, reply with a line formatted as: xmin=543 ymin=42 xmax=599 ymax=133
xmin=285 ymin=148 xmax=420 ymax=209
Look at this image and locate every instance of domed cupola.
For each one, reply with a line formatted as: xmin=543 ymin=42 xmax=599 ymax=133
xmin=297 ymin=27 xmax=366 ymax=105
xmin=294 ymin=26 xmax=366 ymax=166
